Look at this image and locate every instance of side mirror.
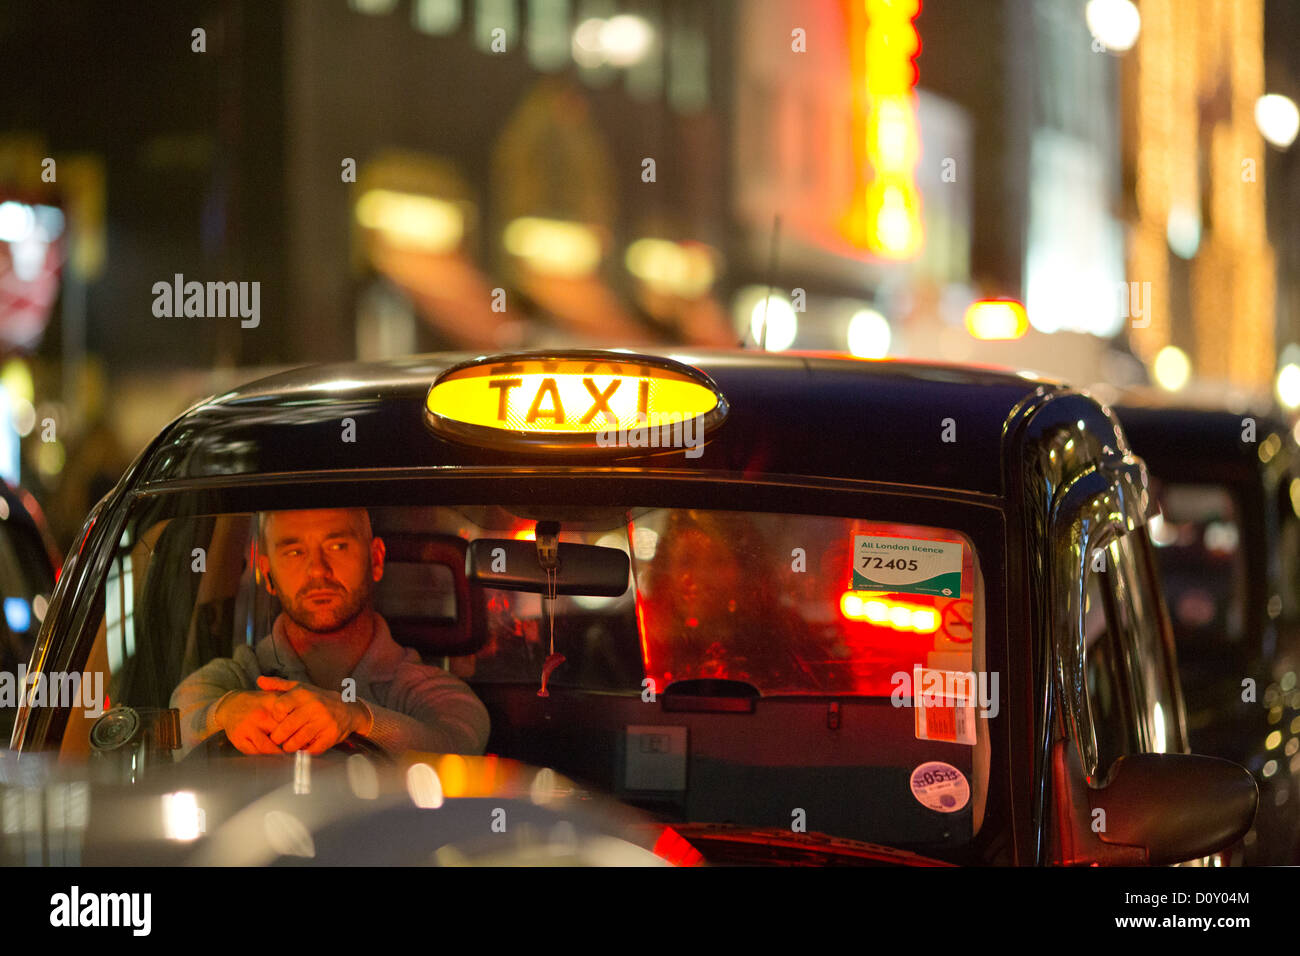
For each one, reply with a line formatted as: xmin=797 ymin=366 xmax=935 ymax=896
xmin=1088 ymin=753 xmax=1257 ymax=865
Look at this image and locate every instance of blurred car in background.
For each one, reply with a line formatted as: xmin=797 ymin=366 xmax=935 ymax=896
xmin=0 ymin=480 xmax=60 ymax=744
xmin=6 ymin=349 xmax=1256 ymax=865
xmin=1115 ymin=400 xmax=1300 ymax=864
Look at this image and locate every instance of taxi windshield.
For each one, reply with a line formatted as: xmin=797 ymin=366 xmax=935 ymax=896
xmin=47 ymin=498 xmax=993 ymax=862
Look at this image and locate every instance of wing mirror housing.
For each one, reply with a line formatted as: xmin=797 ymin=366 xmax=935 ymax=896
xmin=1087 ymin=752 xmax=1257 ymax=865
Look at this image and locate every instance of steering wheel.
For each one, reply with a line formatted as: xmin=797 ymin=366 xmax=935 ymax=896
xmin=189 ymin=730 xmax=391 ymax=763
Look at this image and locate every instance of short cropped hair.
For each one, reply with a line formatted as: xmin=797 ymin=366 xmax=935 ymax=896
xmin=255 ymin=508 xmax=374 ymax=553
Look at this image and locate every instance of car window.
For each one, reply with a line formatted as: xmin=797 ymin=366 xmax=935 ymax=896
xmin=471 ymin=511 xmax=981 ymax=697
xmin=1081 ymin=531 xmax=1181 ymax=781
xmin=1107 ymin=533 xmax=1180 ymax=753
xmin=40 ymin=498 xmax=995 ymax=861
xmin=1147 ymin=482 xmax=1245 ymax=645
xmin=1082 ymin=570 xmax=1136 ymax=777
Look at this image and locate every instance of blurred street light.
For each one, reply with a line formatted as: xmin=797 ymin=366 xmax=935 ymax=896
xmin=572 ymin=15 xmax=654 ymax=69
xmin=847 ymin=309 xmax=891 ymax=358
xmin=1166 ymin=204 xmax=1201 ymax=259
xmin=750 ymin=294 xmax=797 ymax=352
xmin=625 ymin=239 xmax=715 ymax=298
xmin=572 ymin=19 xmax=606 ymax=69
xmin=1255 ymin=94 xmax=1300 ymax=149
xmin=503 ymin=217 xmax=602 ymax=277
xmin=1086 ymin=0 xmax=1141 ymax=53
xmin=1153 ymin=346 xmax=1191 ymax=392
xmin=601 ymin=15 xmax=655 ymax=67
xmin=1277 ymin=363 xmax=1300 ymax=410
xmin=0 ymin=201 xmax=35 ymax=243
xmin=964 ymin=299 xmax=1028 ymax=340
xmin=355 ymin=189 xmax=463 ymax=253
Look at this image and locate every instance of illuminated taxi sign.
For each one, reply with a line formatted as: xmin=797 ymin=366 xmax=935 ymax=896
xmin=424 ymin=353 xmax=728 ymax=451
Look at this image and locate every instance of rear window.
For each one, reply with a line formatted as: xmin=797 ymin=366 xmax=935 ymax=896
xmin=1147 ymin=482 xmax=1245 ymax=644
xmin=425 ymin=509 xmax=983 ymax=698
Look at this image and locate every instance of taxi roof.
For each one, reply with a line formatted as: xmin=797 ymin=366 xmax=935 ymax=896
xmin=133 ymin=350 xmax=1065 ymax=497
xmin=1114 ymin=401 xmax=1292 ymax=479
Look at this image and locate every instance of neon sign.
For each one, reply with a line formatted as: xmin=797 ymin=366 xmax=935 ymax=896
xmin=844 ymin=0 xmax=923 ymax=260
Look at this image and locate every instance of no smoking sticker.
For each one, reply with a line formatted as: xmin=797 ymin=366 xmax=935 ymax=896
xmin=940 ymin=599 xmax=974 ymax=642
xmin=908 ymin=761 xmax=970 ymax=813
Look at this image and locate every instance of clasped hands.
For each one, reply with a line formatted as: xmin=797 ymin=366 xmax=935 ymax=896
xmin=215 ymin=676 xmax=374 ymax=755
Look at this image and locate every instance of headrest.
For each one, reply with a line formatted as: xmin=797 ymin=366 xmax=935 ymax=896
xmin=374 ymin=534 xmax=486 ymax=658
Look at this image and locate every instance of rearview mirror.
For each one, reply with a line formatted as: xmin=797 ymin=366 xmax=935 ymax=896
xmin=466 ymin=539 xmax=630 ymax=596
xmin=1088 ymin=752 xmax=1257 ymax=865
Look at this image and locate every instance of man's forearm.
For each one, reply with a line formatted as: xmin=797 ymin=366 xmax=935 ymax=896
xmin=354 ymin=698 xmax=485 ymax=754
xmin=350 ymin=699 xmax=375 ymax=736
xmin=170 ymin=656 xmax=256 ymax=751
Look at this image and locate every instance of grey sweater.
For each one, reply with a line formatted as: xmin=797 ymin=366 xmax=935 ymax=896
xmin=170 ymin=614 xmax=490 ymax=756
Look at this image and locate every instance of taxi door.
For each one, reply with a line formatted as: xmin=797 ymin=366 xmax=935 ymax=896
xmin=1043 ymin=453 xmax=1194 ymax=863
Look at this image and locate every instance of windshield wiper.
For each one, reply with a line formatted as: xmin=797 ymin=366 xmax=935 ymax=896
xmin=660 ymin=823 xmax=954 ymax=866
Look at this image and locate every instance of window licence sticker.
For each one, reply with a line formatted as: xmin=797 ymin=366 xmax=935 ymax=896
xmin=909 ymin=761 xmax=970 ymax=813
xmin=852 ymin=535 xmax=962 ymax=597
xmin=912 ymin=665 xmax=977 ymax=746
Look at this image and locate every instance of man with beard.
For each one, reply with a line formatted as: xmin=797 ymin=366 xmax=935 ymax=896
xmin=171 ymin=508 xmax=489 ymax=756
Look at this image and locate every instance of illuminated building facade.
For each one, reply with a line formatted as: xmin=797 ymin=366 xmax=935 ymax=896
xmin=1124 ymin=0 xmax=1276 ymax=391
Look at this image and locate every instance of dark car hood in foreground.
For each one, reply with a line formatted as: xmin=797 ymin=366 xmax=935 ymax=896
xmin=1 ymin=750 xmax=959 ymax=866
xmin=0 ymin=750 xmax=667 ymax=866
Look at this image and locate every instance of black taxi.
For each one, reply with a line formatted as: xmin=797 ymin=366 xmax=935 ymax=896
xmin=1116 ymin=399 xmax=1300 ymax=864
xmin=0 ymin=480 xmax=61 ymax=743
xmin=8 ymin=350 xmax=1256 ymax=865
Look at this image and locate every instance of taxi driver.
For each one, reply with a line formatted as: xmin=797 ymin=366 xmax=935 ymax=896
xmin=171 ymin=508 xmax=490 ymax=756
